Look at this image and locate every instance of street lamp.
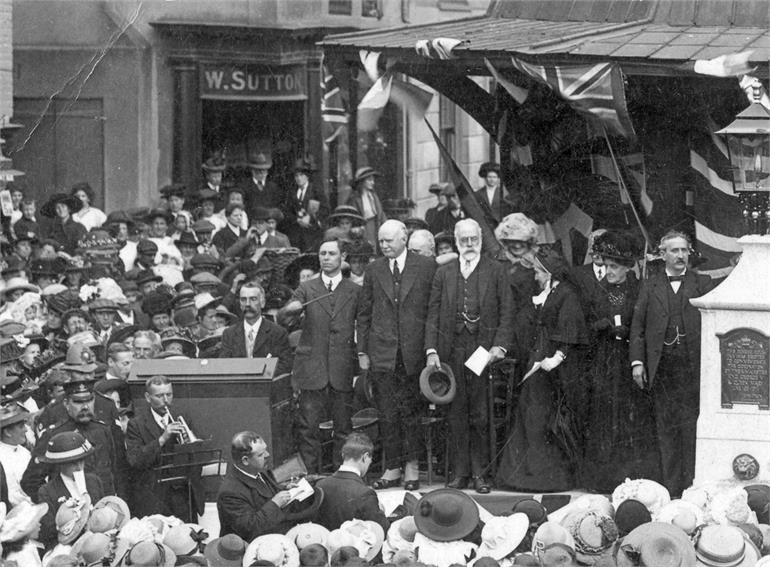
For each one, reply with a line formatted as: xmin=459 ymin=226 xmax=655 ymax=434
xmin=716 ymin=78 xmax=770 ymax=234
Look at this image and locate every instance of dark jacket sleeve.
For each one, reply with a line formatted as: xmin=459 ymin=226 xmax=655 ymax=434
xmin=219 ymin=326 xmax=236 ymax=358
xmin=272 ymin=325 xmax=293 ymax=376
xmin=424 ymin=267 xmax=444 ymax=353
xmin=357 ymin=489 xmax=389 ymax=533
xmin=356 ymin=267 xmax=374 ymax=355
xmin=125 ymin=418 xmax=162 ymax=470
xmin=629 ymin=280 xmax=651 ymax=364
xmin=21 ymin=436 xmax=53 ymax=502
xmin=217 ymin=487 xmax=287 ymax=541
xmin=492 ymin=263 xmax=515 ymax=351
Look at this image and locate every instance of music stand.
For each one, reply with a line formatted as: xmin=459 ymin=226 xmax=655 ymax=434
xmin=154 ymin=439 xmax=225 ymax=521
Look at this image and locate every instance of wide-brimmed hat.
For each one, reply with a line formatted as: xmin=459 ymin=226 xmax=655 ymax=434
xmin=202 ymin=155 xmax=226 ymax=173
xmin=708 ymin=487 xmax=754 ymax=526
xmin=561 ymin=510 xmax=618 ymax=565
xmin=56 ymin=496 xmax=92 ymax=545
xmin=616 ymin=521 xmax=695 ymax=567
xmin=329 ymin=205 xmax=365 ymax=225
xmin=88 ymin=298 xmax=119 ymax=313
xmin=285 ymin=523 xmax=330 ymax=551
xmin=163 ymin=523 xmax=209 ymax=556
xmin=694 ymin=524 xmax=760 ymax=567
xmin=338 ymin=519 xmax=385 ymax=562
xmin=60 ymin=342 xmax=98 ymax=373
xmin=105 ymin=210 xmax=135 ymax=229
xmin=415 ymin=488 xmax=480 ymax=542
xmin=121 ymin=541 xmax=177 ymax=567
xmin=159 ymin=184 xmax=186 ymax=199
xmin=175 ymin=231 xmax=199 ymax=248
xmin=284 ymin=253 xmax=320 ymax=288
xmin=293 ymin=156 xmax=317 ymax=174
xmin=414 ymin=532 xmax=479 ymax=567
xmin=189 ymin=271 xmax=222 ymax=289
xmin=531 ymin=521 xmax=575 ymax=561
xmin=213 ymin=305 xmax=237 ymax=324
xmin=655 ymin=499 xmax=705 ymax=535
xmin=0 ymin=320 xmax=27 ymax=338
xmin=203 ymin=533 xmax=246 ymax=567
xmin=30 ymin=257 xmax=66 ymax=276
xmin=146 ymin=207 xmax=174 ymax=224
xmin=41 ymin=193 xmax=83 ymax=217
xmin=0 ymin=501 xmax=49 ymax=543
xmin=594 ymin=231 xmax=639 ymax=266
xmin=353 ymin=166 xmax=380 ymax=185
xmin=40 ymin=431 xmax=95 ymax=464
xmin=478 ymin=162 xmax=501 ymax=178
xmin=243 ymin=534 xmax=299 ymax=567
xmin=0 ymin=402 xmax=31 ymax=428
xmin=161 ymin=334 xmax=197 ymax=359
xmin=2 ymin=276 xmax=39 ymax=298
xmin=419 ymin=363 xmax=456 ymax=405
xmin=87 ymin=496 xmax=130 ymax=533
xmin=495 ymin=213 xmax=538 ymax=243
xmin=248 ymin=152 xmax=273 ymax=170
xmin=474 ymin=514 xmax=529 ymax=561
xmin=77 ymin=530 xmax=129 ymax=567
xmin=612 ymin=478 xmax=671 ymax=518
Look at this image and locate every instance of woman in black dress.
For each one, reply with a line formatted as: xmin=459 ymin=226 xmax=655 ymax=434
xmin=496 ymin=249 xmax=588 ymax=491
xmin=581 ymin=231 xmax=660 ymax=492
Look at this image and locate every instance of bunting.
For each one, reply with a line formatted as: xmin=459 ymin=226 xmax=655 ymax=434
xmin=510 ymin=57 xmax=635 ymax=139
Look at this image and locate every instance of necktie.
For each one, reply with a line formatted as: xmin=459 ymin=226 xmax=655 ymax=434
xmin=327 ymin=280 xmax=333 ymax=292
xmin=597 ymin=266 xmax=605 ymax=280
xmin=668 ymin=275 xmax=684 ymax=282
xmin=297 ymin=187 xmax=304 ymax=202
xmin=247 ymin=329 xmax=256 ymax=358
xmin=392 ymin=261 xmax=400 ymax=281
xmin=257 ymin=182 xmax=264 ymax=191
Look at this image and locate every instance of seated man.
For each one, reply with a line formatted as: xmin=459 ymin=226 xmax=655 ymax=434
xmin=315 ymin=433 xmax=388 ymax=531
xmin=217 ymin=431 xmax=311 ymax=541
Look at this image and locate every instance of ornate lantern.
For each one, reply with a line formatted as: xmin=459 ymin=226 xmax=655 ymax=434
xmin=716 ymin=79 xmax=770 ymax=234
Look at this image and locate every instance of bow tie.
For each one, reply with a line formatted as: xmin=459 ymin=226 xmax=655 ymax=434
xmin=668 ymin=275 xmax=684 ymax=282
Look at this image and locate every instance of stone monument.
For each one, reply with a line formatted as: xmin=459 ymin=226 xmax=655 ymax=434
xmin=692 ymin=235 xmax=770 ymax=484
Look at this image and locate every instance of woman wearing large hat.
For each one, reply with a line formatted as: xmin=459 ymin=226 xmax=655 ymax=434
xmin=346 ymin=166 xmax=386 ymax=250
xmin=582 ymin=230 xmax=659 ymax=492
xmin=40 ymin=192 xmax=88 ymax=254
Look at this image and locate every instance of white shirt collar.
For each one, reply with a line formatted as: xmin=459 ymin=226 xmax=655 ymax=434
xmin=338 ymin=464 xmax=361 ymax=476
xmin=227 ymin=223 xmax=241 ymax=236
xmin=321 ymin=272 xmax=342 ymax=290
xmin=665 ymin=267 xmax=687 ymax=277
xmin=244 ymin=317 xmax=262 ymax=336
xmin=593 ymin=263 xmax=605 ymax=279
xmin=151 ymin=408 xmax=168 ymax=430
xmin=0 ymin=441 xmax=22 ymax=452
xmin=461 ymin=255 xmax=481 ymax=275
xmin=234 ymin=464 xmax=263 ymax=481
xmin=391 ymin=249 xmax=408 ymax=272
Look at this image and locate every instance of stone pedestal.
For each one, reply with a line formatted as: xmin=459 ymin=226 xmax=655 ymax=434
xmin=692 ymin=235 xmax=770 ymax=485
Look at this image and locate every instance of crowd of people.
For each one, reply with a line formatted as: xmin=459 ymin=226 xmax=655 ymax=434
xmin=0 ymin=155 xmax=768 ymax=566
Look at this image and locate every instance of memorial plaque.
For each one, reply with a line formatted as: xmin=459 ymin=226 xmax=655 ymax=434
xmin=719 ymin=328 xmax=770 ymax=410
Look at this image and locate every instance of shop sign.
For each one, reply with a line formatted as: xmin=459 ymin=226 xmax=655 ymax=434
xmin=200 ymin=63 xmax=307 ymax=100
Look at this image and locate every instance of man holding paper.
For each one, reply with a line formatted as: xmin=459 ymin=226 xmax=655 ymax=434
xmin=425 ymin=219 xmax=513 ymax=493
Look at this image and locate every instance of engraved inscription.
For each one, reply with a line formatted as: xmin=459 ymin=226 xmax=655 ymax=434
xmin=719 ymin=328 xmax=770 ymax=410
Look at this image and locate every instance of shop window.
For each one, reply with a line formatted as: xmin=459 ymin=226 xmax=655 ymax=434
xmin=9 ymin=98 xmax=104 ymax=207
xmin=439 ymin=95 xmax=456 ymax=181
xmin=329 ymin=0 xmax=352 ymax=15
xmin=362 ymin=0 xmax=382 ymax=18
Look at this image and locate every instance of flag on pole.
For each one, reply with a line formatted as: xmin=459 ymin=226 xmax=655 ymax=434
xmin=357 ymin=76 xmax=392 ymax=132
xmin=511 ymin=57 xmax=636 ymax=139
xmin=424 ymin=119 xmax=503 ymax=257
xmin=321 ymin=65 xmax=348 ymax=126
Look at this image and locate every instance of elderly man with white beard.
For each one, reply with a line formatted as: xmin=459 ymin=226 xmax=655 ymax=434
xmin=424 ymin=219 xmax=514 ymax=493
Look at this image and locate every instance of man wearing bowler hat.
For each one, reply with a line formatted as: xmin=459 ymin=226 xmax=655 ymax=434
xmin=425 ymin=218 xmax=513 ymax=493
xmin=281 ymin=157 xmax=328 ymax=252
xmin=347 ymin=167 xmax=386 ymax=250
xmin=241 ymin=152 xmax=283 ymax=214
xmin=202 ymin=154 xmax=228 ymax=194
xmin=22 ymin=347 xmax=129 ymax=501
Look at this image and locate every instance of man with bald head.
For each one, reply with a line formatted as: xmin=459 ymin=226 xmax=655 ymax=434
xmin=357 ymin=219 xmax=436 ymax=490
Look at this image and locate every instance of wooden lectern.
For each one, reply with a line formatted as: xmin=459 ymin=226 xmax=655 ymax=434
xmin=127 ymin=358 xmax=294 ymax=480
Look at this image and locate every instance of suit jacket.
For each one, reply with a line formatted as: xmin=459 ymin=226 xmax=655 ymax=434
xmin=241 ymin=178 xmax=283 ymax=212
xmin=630 ymin=270 xmax=713 ymax=385
xmin=347 ymin=191 xmax=387 ymax=225
xmin=425 ymin=256 xmax=515 ymax=361
xmin=219 ymin=318 xmax=293 ymax=375
xmin=315 ymin=470 xmax=388 ymax=531
xmin=125 ymin=406 xmax=205 ymax=518
xmin=357 ymin=252 xmax=437 ymax=375
xmin=38 ymin=473 xmax=103 ymax=549
xmin=212 ymin=225 xmax=247 ymax=256
xmin=291 ymin=277 xmax=360 ymax=391
xmin=216 ymin=466 xmax=291 ymax=541
xmin=270 ymin=231 xmax=292 ymax=248
xmin=280 ymin=183 xmax=329 ymax=252
xmin=473 ymin=186 xmax=513 ymax=228
xmin=224 ymin=233 xmax=287 ymax=259
xmin=571 ymin=263 xmax=605 ymax=315
xmin=429 ymin=208 xmax=465 ymax=236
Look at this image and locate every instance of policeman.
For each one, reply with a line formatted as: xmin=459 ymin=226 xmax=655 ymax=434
xmin=21 ymin=353 xmax=129 ymax=501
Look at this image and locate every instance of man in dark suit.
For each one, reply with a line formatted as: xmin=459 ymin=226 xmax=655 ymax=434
xmin=357 ymin=219 xmax=436 ymax=490
xmin=571 ymin=229 xmax=608 ymax=314
xmin=211 ymin=203 xmax=248 ymax=256
xmin=425 ymin=219 xmax=514 ymax=493
xmin=125 ymin=375 xmax=204 ymax=521
xmin=241 ymin=153 xmax=283 ymax=214
xmin=315 ymin=433 xmax=388 ymax=531
xmin=630 ymin=230 xmax=713 ymax=496
xmin=428 ymin=184 xmax=465 ymax=236
xmin=219 ymin=283 xmax=292 ymax=375
xmin=280 ymin=237 xmax=361 ymax=473
xmin=281 ymin=158 xmax=329 ymax=252
xmin=216 ymin=431 xmax=296 ymax=541
xmin=347 ymin=167 xmax=387 ymax=250
xmin=473 ymin=162 xmax=513 ymax=230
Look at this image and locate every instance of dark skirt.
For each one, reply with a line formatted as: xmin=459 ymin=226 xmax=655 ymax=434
xmin=581 ymin=336 xmax=661 ymax=492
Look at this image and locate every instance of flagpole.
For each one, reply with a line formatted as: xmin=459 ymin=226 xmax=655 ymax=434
xmin=602 ymin=127 xmax=651 ymax=250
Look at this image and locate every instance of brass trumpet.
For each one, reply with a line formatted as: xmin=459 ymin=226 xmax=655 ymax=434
xmin=164 ymin=408 xmax=200 ymax=444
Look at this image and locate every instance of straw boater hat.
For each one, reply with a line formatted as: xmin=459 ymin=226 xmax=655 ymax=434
xmin=415 ymin=488 xmax=480 ymax=542
xmin=353 ymin=166 xmax=380 ymax=185
xmin=41 ymin=193 xmax=83 ymax=217
xmin=203 ymin=533 xmax=246 ymax=567
xmin=163 ymin=523 xmax=209 ymax=556
xmin=615 ymin=522 xmax=695 ymax=567
xmin=243 ymin=534 xmax=299 ymax=567
xmin=0 ymin=402 xmax=31 ymax=428
xmin=121 ymin=541 xmax=177 ymax=567
xmin=87 ymin=496 xmax=130 ymax=533
xmin=419 ymin=363 xmax=457 ymax=405
xmin=2 ymin=277 xmax=39 ymax=298
xmin=694 ymin=524 xmax=761 ymax=567
xmin=329 ymin=205 xmax=365 ymax=225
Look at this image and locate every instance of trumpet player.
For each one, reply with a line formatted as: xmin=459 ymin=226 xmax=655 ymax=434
xmin=125 ymin=375 xmax=205 ymax=521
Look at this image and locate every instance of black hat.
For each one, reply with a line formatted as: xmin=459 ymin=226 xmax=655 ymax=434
xmin=252 ymin=207 xmax=271 ymax=222
xmin=434 ymin=232 xmax=455 ymax=248
xmin=175 ymin=231 xmax=199 ymax=248
xmin=404 ymin=217 xmax=429 ymax=231
xmin=2 ymin=256 xmax=27 ymax=277
xmin=197 ymin=188 xmax=221 ymax=204
xmin=347 ymin=239 xmax=374 ymax=259
xmin=39 ymin=431 xmax=95 ymax=464
xmin=478 ymin=162 xmax=501 ymax=178
xmin=159 ymin=184 xmax=187 ymax=199
xmin=29 ymin=257 xmax=66 ymax=276
xmin=146 ymin=208 xmax=174 ymax=224
xmin=136 ymin=269 xmax=162 ymax=287
xmin=293 ymin=156 xmax=317 ymax=173
xmin=247 ymin=152 xmax=273 ymax=170
xmin=142 ymin=290 xmax=173 ymax=316
xmin=329 ymin=206 xmax=365 ymax=226
xmin=104 ymin=210 xmax=135 ymax=228
xmin=190 ymin=254 xmax=222 ymax=271
xmin=202 ymin=155 xmax=227 ymax=173
xmin=595 ymin=231 xmax=639 ymax=267
xmin=40 ymin=193 xmax=83 ymax=218
xmin=284 ymin=254 xmax=320 ymax=288
xmin=353 ymin=166 xmax=380 ymax=185
xmin=136 ymin=239 xmax=159 ymax=256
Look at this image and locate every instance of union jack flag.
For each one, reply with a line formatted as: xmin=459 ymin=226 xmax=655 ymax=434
xmin=511 ymin=57 xmax=635 ymax=139
xmin=321 ymin=65 xmax=348 ymax=125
